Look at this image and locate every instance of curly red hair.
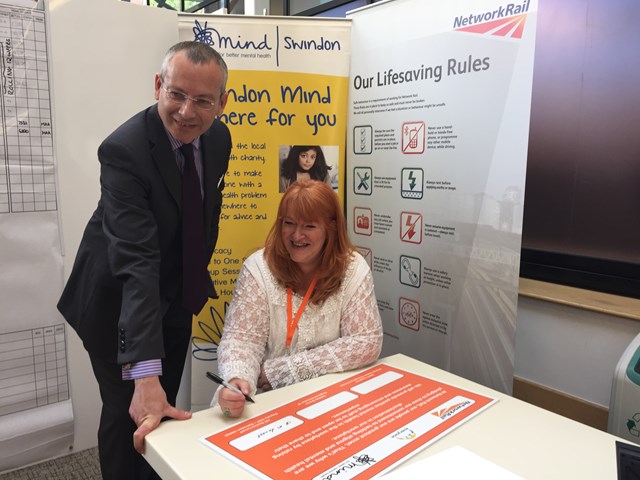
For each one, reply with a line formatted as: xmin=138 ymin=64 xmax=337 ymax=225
xmin=264 ymin=180 xmax=353 ymax=303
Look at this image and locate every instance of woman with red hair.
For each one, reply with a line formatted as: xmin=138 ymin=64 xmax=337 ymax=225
xmin=215 ymin=180 xmax=383 ymax=417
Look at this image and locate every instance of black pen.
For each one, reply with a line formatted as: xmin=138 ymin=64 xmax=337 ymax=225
xmin=206 ymin=371 xmax=255 ymax=403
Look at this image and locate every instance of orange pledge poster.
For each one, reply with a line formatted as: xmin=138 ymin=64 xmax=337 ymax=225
xmin=201 ymin=363 xmax=497 ymax=479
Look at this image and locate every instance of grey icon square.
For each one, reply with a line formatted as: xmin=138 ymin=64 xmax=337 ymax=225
xmin=401 ymin=168 xmax=423 ymax=199
xmin=353 ymin=125 xmax=373 ymax=155
xmin=354 ymin=167 xmax=372 ymax=195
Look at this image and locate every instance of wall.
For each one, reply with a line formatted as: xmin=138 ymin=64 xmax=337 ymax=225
xmin=47 ymin=0 xmax=177 ymax=453
xmin=515 ymin=296 xmax=640 ymax=410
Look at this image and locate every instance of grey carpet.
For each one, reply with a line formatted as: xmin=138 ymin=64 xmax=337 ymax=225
xmin=0 ymin=447 xmax=101 ymax=480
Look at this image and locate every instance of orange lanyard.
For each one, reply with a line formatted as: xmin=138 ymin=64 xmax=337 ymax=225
xmin=286 ymin=275 xmax=318 ymax=349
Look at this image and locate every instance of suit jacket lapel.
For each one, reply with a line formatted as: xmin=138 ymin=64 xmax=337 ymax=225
xmin=147 ymin=105 xmax=182 ymax=210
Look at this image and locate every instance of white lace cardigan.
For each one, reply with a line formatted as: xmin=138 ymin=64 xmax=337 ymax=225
xmin=213 ymin=248 xmax=383 ymax=403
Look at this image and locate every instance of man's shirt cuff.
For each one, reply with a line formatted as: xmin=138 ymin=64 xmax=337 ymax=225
xmin=122 ymin=359 xmax=162 ymax=380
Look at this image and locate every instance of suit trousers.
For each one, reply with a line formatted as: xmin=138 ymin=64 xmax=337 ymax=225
xmin=88 ymin=305 xmax=192 ymax=480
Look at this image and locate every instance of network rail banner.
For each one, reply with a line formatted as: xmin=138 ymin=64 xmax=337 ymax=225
xmin=346 ymin=0 xmax=537 ymax=393
xmin=178 ymin=14 xmax=350 ymax=409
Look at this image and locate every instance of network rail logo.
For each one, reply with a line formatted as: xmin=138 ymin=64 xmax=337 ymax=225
xmin=453 ymin=0 xmax=531 ymax=39
xmin=432 ymin=400 xmax=472 ymax=420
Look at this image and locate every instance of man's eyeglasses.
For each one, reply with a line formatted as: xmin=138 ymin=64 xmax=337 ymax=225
xmin=161 ymin=84 xmax=217 ymax=110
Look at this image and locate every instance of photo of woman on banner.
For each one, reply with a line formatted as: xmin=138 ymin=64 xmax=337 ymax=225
xmin=279 ymin=145 xmax=337 ymax=192
xmin=213 ymin=180 xmax=383 ymax=418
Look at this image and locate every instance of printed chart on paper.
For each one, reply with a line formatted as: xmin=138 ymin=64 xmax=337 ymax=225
xmin=0 ymin=324 xmax=69 ymax=416
xmin=0 ymin=4 xmax=68 ymax=418
xmin=0 ymin=4 xmax=56 ymax=214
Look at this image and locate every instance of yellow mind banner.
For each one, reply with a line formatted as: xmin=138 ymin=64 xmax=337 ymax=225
xmin=194 ymin=70 xmax=348 ymax=352
xmin=178 ymin=15 xmax=350 ymax=408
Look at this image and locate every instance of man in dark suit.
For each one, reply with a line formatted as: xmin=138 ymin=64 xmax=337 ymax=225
xmin=57 ymin=41 xmax=232 ymax=480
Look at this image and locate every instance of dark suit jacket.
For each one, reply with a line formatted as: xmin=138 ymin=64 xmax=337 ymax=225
xmin=58 ymin=104 xmax=232 ymax=364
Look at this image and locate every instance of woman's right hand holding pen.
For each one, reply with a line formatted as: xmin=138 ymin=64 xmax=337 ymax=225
xmin=218 ymin=378 xmax=251 ymax=418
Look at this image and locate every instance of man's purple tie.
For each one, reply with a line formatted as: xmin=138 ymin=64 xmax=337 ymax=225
xmin=180 ymin=143 xmax=209 ymax=315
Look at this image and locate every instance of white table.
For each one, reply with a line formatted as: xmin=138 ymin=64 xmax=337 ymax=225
xmin=145 ymin=354 xmax=628 ymax=479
